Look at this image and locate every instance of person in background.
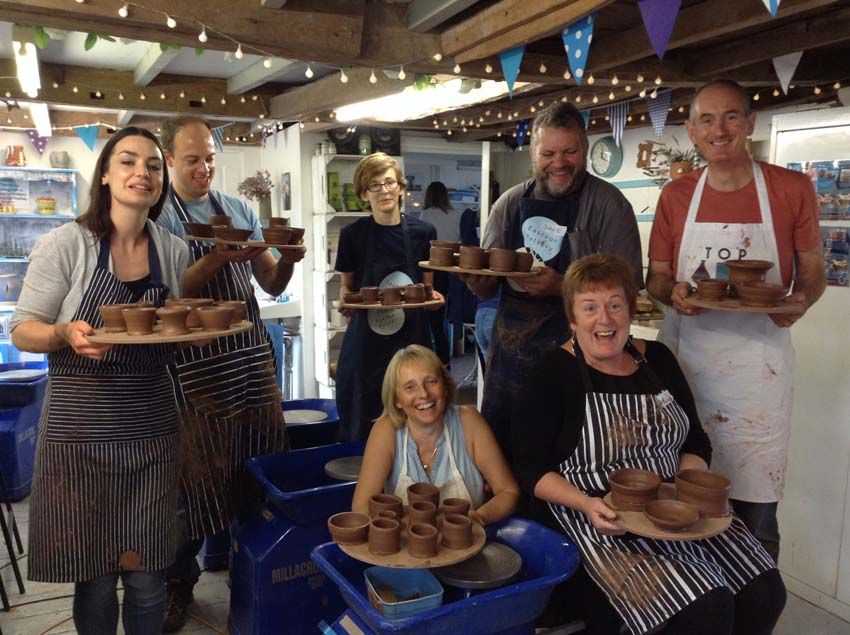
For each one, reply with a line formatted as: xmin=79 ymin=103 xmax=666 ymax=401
xmin=459 ymin=206 xmax=497 ymax=368
xmin=155 ymin=116 xmax=305 ymax=631
xmin=646 ymin=79 xmax=825 ymax=561
xmin=514 ymin=254 xmax=785 ymax=635
xmin=335 ymin=153 xmax=443 ymax=442
xmin=462 ymin=101 xmax=643 ymax=462
xmin=353 ymin=345 xmax=518 ymax=525
xmin=11 ymin=128 xmax=189 ymax=634
xmin=419 ymin=181 xmax=459 ymax=365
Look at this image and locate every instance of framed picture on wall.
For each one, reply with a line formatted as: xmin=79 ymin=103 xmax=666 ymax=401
xmin=282 ymin=172 xmax=291 ymax=211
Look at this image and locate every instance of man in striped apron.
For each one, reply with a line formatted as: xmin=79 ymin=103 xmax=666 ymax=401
xmin=156 ymin=117 xmax=305 ymax=631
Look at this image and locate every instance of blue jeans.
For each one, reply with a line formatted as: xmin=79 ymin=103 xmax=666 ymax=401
xmin=73 ymin=570 xmax=166 ymax=635
xmin=474 ymin=306 xmax=497 ymax=359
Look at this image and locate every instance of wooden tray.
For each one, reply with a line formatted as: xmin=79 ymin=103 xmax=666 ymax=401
xmin=86 ymin=321 xmax=252 ymax=344
xmin=338 ymin=516 xmax=486 ymax=569
xmin=419 ymin=261 xmax=539 ymax=278
xmin=185 ymin=235 xmax=306 ymax=251
xmin=341 ymin=298 xmax=444 ymax=310
xmin=683 ymin=295 xmax=805 ymax=314
xmin=603 ymin=483 xmax=731 ymax=541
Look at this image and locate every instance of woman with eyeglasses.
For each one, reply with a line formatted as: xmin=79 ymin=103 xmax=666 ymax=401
xmin=334 ymin=152 xmax=444 ymax=441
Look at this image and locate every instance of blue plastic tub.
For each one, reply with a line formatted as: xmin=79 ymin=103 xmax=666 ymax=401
xmin=0 ymin=361 xmax=48 ymax=407
xmin=0 ymin=361 xmax=48 ymax=499
xmin=364 ymin=567 xmax=444 ymax=619
xmin=282 ymin=398 xmax=340 ymax=449
xmin=311 ymin=517 xmax=581 ymax=634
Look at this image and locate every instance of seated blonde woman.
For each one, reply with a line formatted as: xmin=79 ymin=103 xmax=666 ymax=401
xmin=352 ymin=345 xmax=519 ymax=525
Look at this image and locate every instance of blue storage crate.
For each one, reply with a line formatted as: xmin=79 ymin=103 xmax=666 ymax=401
xmin=364 ymin=568 xmax=443 ymax=619
xmin=0 ymin=361 xmax=47 ymax=407
xmin=311 ymin=517 xmax=581 ymax=634
xmin=282 ymin=398 xmax=340 ymax=450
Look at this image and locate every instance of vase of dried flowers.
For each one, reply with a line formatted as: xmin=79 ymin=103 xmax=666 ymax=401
xmin=237 ymin=170 xmax=274 ymax=222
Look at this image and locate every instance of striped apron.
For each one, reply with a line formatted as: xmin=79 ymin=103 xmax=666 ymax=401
xmin=550 ymin=341 xmax=775 ymax=635
xmin=28 ymin=235 xmax=178 ymax=583
xmin=168 ymin=190 xmax=286 ymax=538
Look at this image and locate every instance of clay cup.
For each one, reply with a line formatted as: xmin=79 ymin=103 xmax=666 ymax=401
xmin=440 ymin=498 xmax=471 ymax=517
xmin=196 ymin=306 xmax=235 ymax=331
xmin=99 ymin=303 xmax=136 ymax=332
xmin=609 ymin=468 xmax=661 ymax=511
xmin=459 ymin=245 xmax=484 ymax=270
xmin=429 ymin=246 xmax=454 ymax=267
xmin=122 ymin=306 xmax=157 ymax=336
xmin=381 ymin=287 xmax=403 ymax=306
xmin=514 ymin=251 xmax=534 ymax=272
xmin=181 ymin=221 xmax=215 ymax=238
xmin=407 ymin=482 xmax=440 ymax=508
xmin=441 ymin=513 xmax=473 ymax=549
xmin=368 ymin=517 xmax=401 ymax=556
xmin=643 ymin=500 xmax=700 ymax=532
xmin=407 ymin=523 xmax=438 ymax=558
xmin=488 ymin=248 xmax=517 ymax=272
xmin=361 ymin=286 xmax=380 ymax=303
xmin=166 ymin=298 xmax=214 ymax=328
xmin=696 ymin=278 xmax=728 ymax=301
xmin=269 ymin=217 xmax=290 ymax=228
xmin=155 ymin=305 xmax=191 ymax=335
xmin=262 ymin=227 xmax=293 ymax=245
xmin=368 ymin=493 xmax=403 ymax=518
xmin=327 ymin=512 xmax=370 ymax=546
xmin=287 ymin=227 xmax=306 ymax=244
xmin=408 ymin=500 xmax=437 ymax=527
xmin=343 ymin=292 xmax=363 ymax=304
xmin=404 ymin=283 xmax=426 ymax=303
xmin=675 ymin=469 xmax=731 ymax=518
xmin=209 ymin=214 xmax=232 ymax=227
xmin=215 ymin=300 xmax=248 ymax=324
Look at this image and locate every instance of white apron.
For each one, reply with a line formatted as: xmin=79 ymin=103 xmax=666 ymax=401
xmin=393 ymin=424 xmax=481 ymax=507
xmin=659 ymin=162 xmax=794 ymax=503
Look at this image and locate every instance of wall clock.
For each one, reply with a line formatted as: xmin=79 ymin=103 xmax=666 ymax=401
xmin=590 ymin=136 xmax=623 ymax=178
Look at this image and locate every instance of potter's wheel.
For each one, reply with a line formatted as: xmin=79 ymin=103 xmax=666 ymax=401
xmin=324 ymin=456 xmax=363 ymax=482
xmin=433 ymin=542 xmax=522 ymax=589
xmin=285 ymin=409 xmax=329 ymax=424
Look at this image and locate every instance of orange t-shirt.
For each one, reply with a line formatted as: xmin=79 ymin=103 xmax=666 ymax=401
xmin=648 ymin=162 xmax=821 ymax=287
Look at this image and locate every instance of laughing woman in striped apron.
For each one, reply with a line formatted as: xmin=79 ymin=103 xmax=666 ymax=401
xmin=512 ymin=254 xmax=786 ymax=635
xmin=10 ymin=128 xmax=189 ymax=634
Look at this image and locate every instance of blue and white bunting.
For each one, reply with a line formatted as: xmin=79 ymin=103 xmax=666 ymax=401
xmin=561 ymin=13 xmax=596 ymax=85
xmin=761 ymin=0 xmax=781 ymax=16
xmin=647 ymin=89 xmax=673 ymax=138
xmin=211 ymin=126 xmax=225 ymax=152
xmin=73 ymin=124 xmax=100 ymax=151
xmin=608 ymin=102 xmax=629 ymax=147
xmin=499 ymin=45 xmax=525 ymax=97
xmin=516 ymin=119 xmax=530 ymax=148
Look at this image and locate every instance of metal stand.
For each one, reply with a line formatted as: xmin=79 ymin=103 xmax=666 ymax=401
xmin=0 ymin=466 xmax=25 ymax=599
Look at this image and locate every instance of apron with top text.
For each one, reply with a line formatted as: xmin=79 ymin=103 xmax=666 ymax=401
xmin=29 ymin=233 xmax=178 ymax=582
xmin=336 ymin=215 xmax=431 ymax=442
xmin=168 ymin=189 xmax=286 ymax=538
xmin=551 ymin=339 xmax=775 ymax=635
xmin=659 ymin=163 xmax=793 ymax=503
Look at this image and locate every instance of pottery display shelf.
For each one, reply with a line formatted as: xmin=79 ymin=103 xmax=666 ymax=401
xmin=683 ymin=296 xmax=805 ymax=315
xmin=86 ymin=321 xmax=252 ymax=344
xmin=185 ymin=235 xmax=307 ymax=251
xmin=341 ymin=298 xmax=444 ymax=310
xmin=603 ymin=483 xmax=731 ymax=541
xmin=418 ymin=261 xmax=540 ymax=278
xmin=337 ymin=515 xmax=486 ymax=569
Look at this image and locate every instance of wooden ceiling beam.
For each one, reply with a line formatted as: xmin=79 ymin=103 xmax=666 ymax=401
xmin=227 ymin=58 xmax=296 ymax=95
xmin=134 ymin=43 xmax=181 ymax=87
xmin=442 ymin=0 xmax=614 ymax=64
xmin=407 ymin=0 xmax=479 ymax=32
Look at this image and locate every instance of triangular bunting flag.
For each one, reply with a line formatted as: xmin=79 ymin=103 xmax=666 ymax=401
xmin=647 ymin=89 xmax=673 ymax=138
xmin=26 ymin=129 xmax=49 ymax=155
xmin=761 ymin=0 xmax=781 ymax=16
xmin=580 ymin=111 xmax=590 ymax=129
xmin=516 ymin=119 xmax=530 ymax=148
xmin=608 ymin=102 xmax=629 ymax=147
xmin=638 ymin=0 xmax=681 ymax=59
xmin=561 ymin=13 xmax=596 ymax=85
xmin=211 ymin=126 xmax=225 ymax=152
xmin=772 ymin=51 xmax=802 ymax=95
xmin=73 ymin=125 xmax=100 ymax=151
xmin=499 ymin=45 xmax=525 ymax=97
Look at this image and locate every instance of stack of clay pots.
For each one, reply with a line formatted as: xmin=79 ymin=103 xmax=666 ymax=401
xmin=181 ymin=215 xmax=305 ymax=246
xmin=695 ymin=259 xmax=778 ymax=304
xmin=428 ymin=241 xmax=533 ymax=273
xmin=343 ymin=284 xmax=435 ymax=306
xmin=98 ymin=298 xmax=247 ymax=337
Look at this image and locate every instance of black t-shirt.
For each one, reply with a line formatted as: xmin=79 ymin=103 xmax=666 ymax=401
xmin=334 ymin=215 xmax=435 ymax=287
xmin=511 ymin=340 xmax=712 ymax=497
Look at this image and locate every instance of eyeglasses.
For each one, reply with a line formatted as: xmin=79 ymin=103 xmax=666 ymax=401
xmin=366 ymin=178 xmax=400 ymax=193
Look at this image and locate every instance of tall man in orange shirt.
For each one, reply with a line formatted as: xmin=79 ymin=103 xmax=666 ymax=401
xmin=647 ymin=80 xmax=825 ymax=561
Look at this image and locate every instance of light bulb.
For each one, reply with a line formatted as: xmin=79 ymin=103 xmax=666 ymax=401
xmin=608 ymin=91 xmax=615 ymax=100
xmin=264 ymin=57 xmax=272 ymax=68
xmin=530 ymin=106 xmax=536 ymax=113
xmin=651 ymin=88 xmax=658 ymax=98
xmin=166 ymin=15 xmax=176 ymax=28
xmin=433 ymin=53 xmax=442 ymax=62
xmin=640 ymin=114 xmax=646 ymax=121
xmin=636 ymin=74 xmax=644 ymax=83
xmin=340 ymin=69 xmax=348 ymax=83
xmin=624 ymin=85 xmax=632 ymax=92
xmin=592 ymin=95 xmax=599 ymax=103
xmin=235 ymin=44 xmax=243 ymax=59
xmin=118 ymin=91 xmax=125 ymax=100
xmin=369 ymin=69 xmax=377 ymax=84
xmin=497 ymin=132 xmax=502 ymax=138
xmin=611 ymin=75 xmax=619 ymax=85
xmin=814 ymin=86 xmax=822 ymax=94
xmin=538 ymin=99 xmax=544 ymax=107
xmin=654 ymin=76 xmax=662 ymax=85
xmin=773 ymin=88 xmax=780 ymax=97
xmin=575 ymin=95 xmax=582 ymax=103
xmin=305 ymin=65 xmax=314 ymax=79
xmin=563 ymin=70 xmax=571 ymax=80
xmin=240 ymin=96 xmax=246 ymax=103
xmin=252 ymin=95 xmax=258 ymax=101
xmin=398 ymin=66 xmax=406 ymax=80
xmin=453 ymin=63 xmax=461 ymax=73
xmin=140 ymin=92 xmax=146 ymax=100
xmin=447 ymin=129 xmax=452 ymax=136
xmin=587 ymin=74 xmax=595 ymax=85
xmin=299 ymin=122 xmax=305 ymax=129
xmin=452 ymin=116 xmax=458 ymax=122
xmin=539 ymin=63 xmax=547 ymax=73
xmin=52 ymin=82 xmax=59 ymax=88
xmin=198 ymin=27 xmax=208 ymax=43
xmin=834 ymin=81 xmax=842 ymax=90
xmin=639 ymin=88 xmax=647 ymax=98
xmin=484 ymin=63 xmax=493 ymax=73
xmin=753 ymin=93 xmax=760 ymax=101
xmin=160 ymin=92 xmax=166 ymax=99
xmin=201 ymin=95 xmax=207 ymax=103
xmin=605 ymin=115 xmax=609 ymax=121
xmin=462 ymin=126 xmax=467 ymax=132
xmin=118 ymin=3 xmax=129 ymax=17
xmin=221 ymin=97 xmax=227 ymax=105
xmin=179 ymin=90 xmax=185 ymax=98
xmin=627 ymin=115 xmax=632 ymax=122
xmin=315 ymin=115 xmax=320 ymax=122
xmin=72 ymin=85 xmax=79 ymax=93
xmin=497 ymin=112 xmax=502 ymax=119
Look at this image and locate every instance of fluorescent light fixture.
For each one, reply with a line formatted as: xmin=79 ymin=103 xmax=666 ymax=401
xmin=28 ymin=102 xmax=52 ymax=137
xmin=335 ymin=78 xmax=526 ymax=123
xmin=13 ymin=41 xmax=41 ymax=98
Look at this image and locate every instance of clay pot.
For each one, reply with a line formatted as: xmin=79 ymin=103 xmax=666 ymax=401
xmin=643 ymin=500 xmax=700 ymax=532
xmin=368 ymin=493 xmax=403 ymax=518
xmin=407 ymin=482 xmax=440 ymax=508
xmin=288 ymin=227 xmax=306 ymax=244
xmin=405 ymin=283 xmax=426 ymax=303
xmin=209 ymin=214 xmax=232 ymax=227
xmin=343 ymin=292 xmax=363 ymax=304
xmin=488 ymin=248 xmax=517 ymax=272
xmin=459 ymin=245 xmax=484 ymax=270
xmin=675 ymin=470 xmax=731 ymax=518
xmin=736 ymin=281 xmax=788 ymax=307
xmin=155 ymin=305 xmax=191 ymax=335
xmin=430 ymin=246 xmax=454 ymax=266
xmin=215 ymin=300 xmax=248 ymax=323
xmin=269 ymin=217 xmax=290 ymax=228
xmin=440 ymin=498 xmax=470 ymax=517
xmin=122 ymin=306 xmax=157 ymax=335
xmin=99 ymin=303 xmax=136 ymax=332
xmin=514 ymin=251 xmax=534 ymax=272
xmin=424 ymin=283 xmax=434 ymax=300
xmin=166 ymin=298 xmax=214 ymax=328
xmin=441 ymin=513 xmax=473 ymax=549
xmin=368 ymin=517 xmax=401 ymax=555
xmin=609 ymin=468 xmax=661 ymax=511
xmin=361 ymin=286 xmax=380 ymax=303
xmin=181 ymin=221 xmax=215 ymax=238
xmin=431 ymin=240 xmax=460 ymax=252
xmin=196 ymin=306 xmax=235 ymax=331
xmin=375 ymin=510 xmax=399 ymax=522
xmin=262 ymin=227 xmax=292 ymax=245
xmin=381 ymin=287 xmax=403 ymax=306
xmin=696 ymin=278 xmax=728 ymax=301
xmin=213 ymin=226 xmax=253 ymax=243
xmin=725 ymin=259 xmax=774 ymax=296
xmin=408 ymin=523 xmax=438 ymax=558
xmin=327 ymin=512 xmax=370 ymax=545
xmin=408 ymin=500 xmax=437 ymax=527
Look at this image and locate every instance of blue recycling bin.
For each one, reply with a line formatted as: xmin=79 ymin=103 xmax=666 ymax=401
xmin=229 ymin=441 xmax=365 ymax=635
xmin=0 ymin=361 xmax=48 ymax=500
xmin=312 ymin=517 xmax=581 ymax=635
xmin=282 ymin=398 xmax=340 ymax=450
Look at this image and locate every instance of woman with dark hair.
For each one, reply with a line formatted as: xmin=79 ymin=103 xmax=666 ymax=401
xmin=11 ymin=127 xmax=189 ymax=634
